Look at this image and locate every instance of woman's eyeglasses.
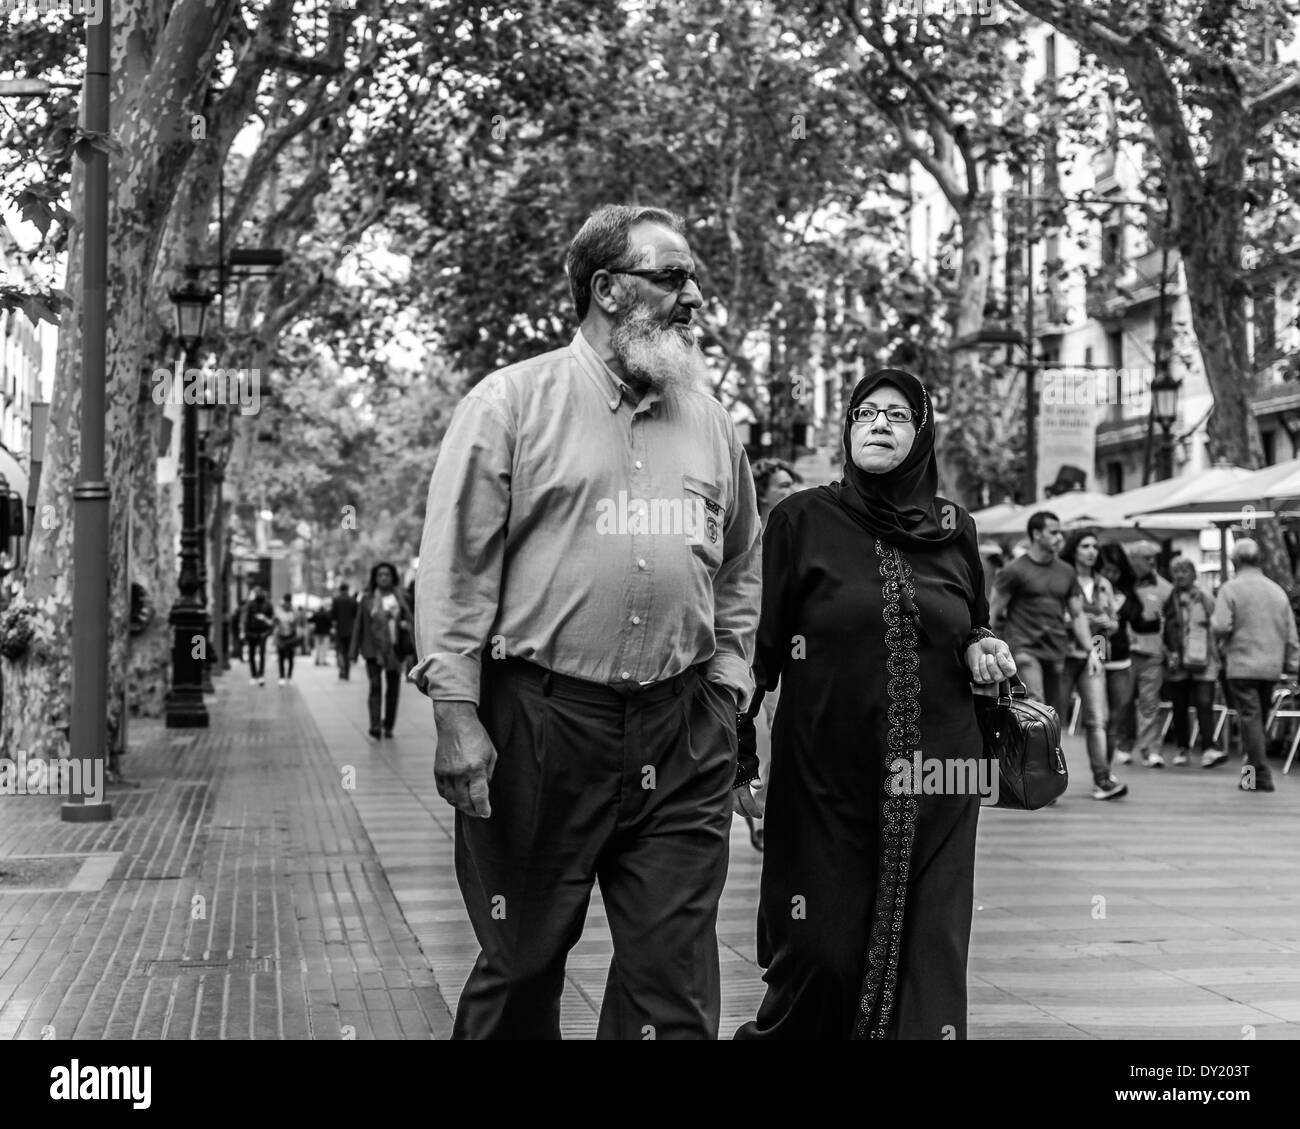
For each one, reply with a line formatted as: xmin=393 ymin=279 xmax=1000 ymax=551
xmin=849 ymin=405 xmax=916 ymax=425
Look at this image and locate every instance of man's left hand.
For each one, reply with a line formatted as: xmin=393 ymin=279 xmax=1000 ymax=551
xmin=966 ymin=636 xmax=1017 ymax=684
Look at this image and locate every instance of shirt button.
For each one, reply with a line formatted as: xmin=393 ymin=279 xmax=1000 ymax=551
xmin=634 ymin=460 xmax=643 ymax=469
xmin=621 ymin=671 xmax=631 ymax=679
xmin=609 ymin=399 xmax=619 ymax=411
xmin=637 ymin=558 xmax=647 ymax=570
xmin=631 ymin=616 xmax=641 ymax=625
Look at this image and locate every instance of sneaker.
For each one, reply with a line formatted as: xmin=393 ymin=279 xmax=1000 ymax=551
xmin=1115 ymin=751 xmax=1132 ymax=765
xmin=278 ymin=678 xmax=286 ymax=686
xmin=1200 ymin=749 xmax=1229 ymax=768
xmin=1142 ymin=751 xmax=1165 ymax=768
xmin=1172 ymin=751 xmax=1190 ymax=766
xmin=250 ymin=677 xmax=258 ymax=686
xmin=258 ymin=678 xmax=265 ymax=686
xmin=1092 ymin=776 xmax=1129 ymax=801
xmin=367 ymin=727 xmax=381 ymax=740
xmin=382 ymin=728 xmax=393 ymax=738
xmin=1239 ymin=770 xmax=1275 ymax=793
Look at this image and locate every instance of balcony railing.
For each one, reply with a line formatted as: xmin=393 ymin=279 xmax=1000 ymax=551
xmin=1085 ymin=247 xmax=1181 ymax=319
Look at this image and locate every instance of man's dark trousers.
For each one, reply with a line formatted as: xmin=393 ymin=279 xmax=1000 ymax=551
xmin=452 ymin=658 xmax=736 ymax=1040
xmin=1226 ymin=679 xmax=1276 ymax=786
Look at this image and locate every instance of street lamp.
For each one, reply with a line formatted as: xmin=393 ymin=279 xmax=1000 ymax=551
xmin=1150 ymin=365 xmax=1181 ymax=480
xmin=164 ymin=282 xmax=215 ymax=728
xmin=196 ymin=407 xmax=216 ymax=693
xmin=171 ymin=279 xmax=213 ymax=347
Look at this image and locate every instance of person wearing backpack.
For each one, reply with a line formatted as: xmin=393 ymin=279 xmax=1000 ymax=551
xmin=273 ymin=594 xmax=300 ymax=685
xmin=243 ymin=588 xmax=274 ymax=687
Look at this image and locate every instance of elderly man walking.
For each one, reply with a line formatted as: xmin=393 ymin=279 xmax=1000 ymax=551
xmin=410 ymin=204 xmax=763 ymax=1039
xmin=1211 ymin=539 xmax=1300 ymax=792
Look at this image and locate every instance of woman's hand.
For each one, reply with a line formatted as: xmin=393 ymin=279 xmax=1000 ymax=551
xmin=965 ymin=636 xmax=1017 ymax=684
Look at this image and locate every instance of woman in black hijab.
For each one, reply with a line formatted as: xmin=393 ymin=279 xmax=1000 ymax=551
xmin=734 ymin=368 xmax=1016 ymax=1040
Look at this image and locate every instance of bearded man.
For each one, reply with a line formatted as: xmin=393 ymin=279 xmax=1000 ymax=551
xmin=410 ymin=204 xmax=763 ymax=1039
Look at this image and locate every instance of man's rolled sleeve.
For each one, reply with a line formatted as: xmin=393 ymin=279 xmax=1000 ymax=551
xmin=408 ymin=391 xmax=514 ymax=705
xmin=705 ymin=435 xmax=762 ymax=712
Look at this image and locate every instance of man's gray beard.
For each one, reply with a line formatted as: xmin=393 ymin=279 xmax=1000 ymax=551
xmin=609 ymin=304 xmax=707 ymax=398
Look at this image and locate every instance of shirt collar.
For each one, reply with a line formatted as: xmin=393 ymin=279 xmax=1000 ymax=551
xmin=570 ymin=329 xmax=661 ymax=413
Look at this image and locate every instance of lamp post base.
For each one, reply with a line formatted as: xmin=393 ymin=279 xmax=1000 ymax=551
xmin=164 ymin=685 xmax=209 ymax=728
xmin=60 ymin=800 xmax=114 ymax=823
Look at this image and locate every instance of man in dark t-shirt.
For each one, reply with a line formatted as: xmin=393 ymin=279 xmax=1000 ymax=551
xmin=990 ymin=511 xmax=1101 ymax=714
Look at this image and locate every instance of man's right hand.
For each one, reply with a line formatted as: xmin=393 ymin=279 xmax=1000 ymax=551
xmin=432 ymin=701 xmax=498 ymax=818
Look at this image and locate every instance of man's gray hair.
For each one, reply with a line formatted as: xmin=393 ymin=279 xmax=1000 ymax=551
xmin=1127 ymin=540 xmax=1160 ymax=560
xmin=565 ymin=204 xmax=686 ymax=321
xmin=1231 ymin=538 xmax=1262 ymax=567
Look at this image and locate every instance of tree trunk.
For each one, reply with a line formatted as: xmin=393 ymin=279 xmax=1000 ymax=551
xmin=1 ymin=0 xmax=240 ymax=756
xmin=939 ymin=203 xmax=996 ymax=505
xmin=1179 ymin=216 xmax=1293 ymax=587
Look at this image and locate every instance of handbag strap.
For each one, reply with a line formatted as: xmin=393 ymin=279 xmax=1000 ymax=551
xmin=997 ymin=674 xmax=1028 ymax=701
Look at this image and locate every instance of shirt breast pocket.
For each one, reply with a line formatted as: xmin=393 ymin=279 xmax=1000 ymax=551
xmin=682 ymin=474 xmax=725 ymax=570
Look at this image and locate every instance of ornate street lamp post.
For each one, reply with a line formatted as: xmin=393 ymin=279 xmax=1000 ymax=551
xmin=1150 ymin=365 xmax=1181 ymax=481
xmin=164 ymin=280 xmax=214 ymax=728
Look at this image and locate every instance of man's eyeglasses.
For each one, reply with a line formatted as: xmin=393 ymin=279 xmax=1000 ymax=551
xmin=611 ymin=267 xmax=700 ymax=292
xmin=849 ymin=405 xmax=916 ymax=425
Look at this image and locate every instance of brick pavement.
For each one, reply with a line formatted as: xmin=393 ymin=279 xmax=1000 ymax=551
xmin=9 ymin=655 xmax=1296 ymax=1041
xmin=0 ymin=667 xmax=453 ymax=1040
xmin=300 ymin=662 xmax=1300 ymax=1039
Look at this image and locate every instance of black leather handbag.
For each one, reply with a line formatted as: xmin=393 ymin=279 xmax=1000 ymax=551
xmin=974 ymin=676 xmax=1068 ymax=810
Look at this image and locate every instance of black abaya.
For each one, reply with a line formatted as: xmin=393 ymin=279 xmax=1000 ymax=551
xmin=734 ymin=486 xmax=989 ymax=1041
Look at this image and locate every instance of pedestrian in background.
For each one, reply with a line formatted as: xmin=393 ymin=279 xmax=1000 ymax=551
xmin=350 ymin=561 xmax=414 ymax=739
xmin=1126 ymin=541 xmax=1172 ymax=769
xmin=1163 ymin=558 xmax=1223 ymax=768
xmin=990 ymin=511 xmax=1101 ymax=711
xmin=1060 ymin=528 xmax=1126 ymax=800
xmin=1097 ymin=542 xmax=1138 ymax=767
xmin=741 ymin=457 xmax=803 ymax=853
xmin=1211 ymin=538 xmax=1300 ymax=792
xmin=310 ymin=601 xmax=333 ymax=666
xmin=331 ymin=582 xmax=358 ymax=680
xmin=243 ymin=587 xmax=274 ymax=687
xmin=411 ymin=204 xmax=761 ymax=1039
xmin=273 ymin=594 xmax=299 ymax=685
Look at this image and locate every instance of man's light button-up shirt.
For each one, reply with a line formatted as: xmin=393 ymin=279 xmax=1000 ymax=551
xmin=409 ymin=327 xmax=762 ymax=707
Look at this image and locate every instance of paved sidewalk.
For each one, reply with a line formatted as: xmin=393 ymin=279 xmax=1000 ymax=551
xmin=7 ymin=658 xmax=1297 ymax=1040
xmin=0 ymin=667 xmax=453 ymax=1040
xmin=302 ymin=663 xmax=1300 ymax=1040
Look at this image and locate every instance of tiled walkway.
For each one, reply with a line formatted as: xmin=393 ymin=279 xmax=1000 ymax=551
xmin=5 ymin=658 xmax=1298 ymax=1039
xmin=302 ymin=662 xmax=1300 ymax=1039
xmin=0 ymin=669 xmax=452 ymax=1040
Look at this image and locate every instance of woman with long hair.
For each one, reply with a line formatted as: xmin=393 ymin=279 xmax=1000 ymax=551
xmin=1097 ymin=541 xmax=1139 ymax=769
xmin=735 ymin=368 xmax=1016 ymax=1040
xmin=349 ymin=561 xmax=415 ymax=739
xmin=1060 ymin=528 xmax=1127 ymax=800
